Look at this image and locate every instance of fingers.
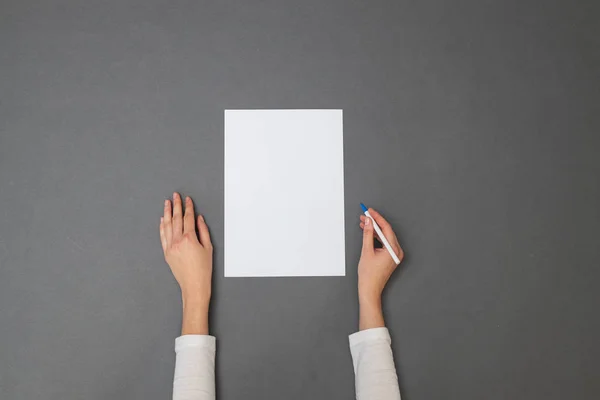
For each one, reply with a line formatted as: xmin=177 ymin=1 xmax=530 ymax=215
xmin=361 ymin=216 xmax=374 ymax=254
xmin=164 ymin=194 xmax=207 ymax=247
xmin=172 ymin=192 xmax=183 ymax=240
xmin=368 ymin=208 xmax=397 ymax=242
xmin=159 ymin=217 xmax=167 ymax=252
xmin=197 ymin=215 xmax=212 ymax=248
xmin=360 ymin=222 xmax=383 ymax=243
xmin=359 ymin=218 xmax=382 ymax=243
xmin=163 ymin=199 xmax=173 ymax=247
xmin=367 ymin=208 xmax=402 ymax=253
xmin=183 ymin=196 xmax=196 ymax=235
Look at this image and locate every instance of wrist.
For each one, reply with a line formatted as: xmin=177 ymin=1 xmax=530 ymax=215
xmin=358 ymin=289 xmax=382 ymax=308
xmin=358 ymin=296 xmax=385 ymax=331
xmin=181 ymin=298 xmax=210 ymax=335
xmin=181 ymin=287 xmax=211 ymax=310
xmin=181 ymin=290 xmax=210 ymax=336
xmin=182 ymin=296 xmax=209 ymax=313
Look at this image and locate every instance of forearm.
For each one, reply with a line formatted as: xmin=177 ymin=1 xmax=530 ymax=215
xmin=174 ymin=296 xmax=214 ymax=400
xmin=181 ymin=295 xmax=210 ymax=335
xmin=349 ymin=327 xmax=401 ymax=400
xmin=352 ymin=294 xmax=401 ymax=400
xmin=359 ymin=295 xmax=385 ymax=331
xmin=173 ymin=335 xmax=216 ymax=400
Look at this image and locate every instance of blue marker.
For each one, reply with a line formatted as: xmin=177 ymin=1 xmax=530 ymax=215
xmin=360 ymin=203 xmax=401 ymax=265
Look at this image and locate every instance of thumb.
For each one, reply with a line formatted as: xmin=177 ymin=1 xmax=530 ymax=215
xmin=197 ymin=215 xmax=212 ymax=248
xmin=362 ymin=216 xmax=375 ymax=254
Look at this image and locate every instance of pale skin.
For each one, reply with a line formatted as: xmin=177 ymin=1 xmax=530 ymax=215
xmin=159 ymin=192 xmax=213 ymax=335
xmin=159 ymin=193 xmax=404 ymax=334
xmin=358 ymin=210 xmax=404 ymax=330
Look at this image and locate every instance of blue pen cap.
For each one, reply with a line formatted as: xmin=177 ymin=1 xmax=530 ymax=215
xmin=360 ymin=203 xmax=368 ymax=213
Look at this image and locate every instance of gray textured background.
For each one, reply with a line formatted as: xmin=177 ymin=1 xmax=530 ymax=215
xmin=1 ymin=1 xmax=599 ymax=399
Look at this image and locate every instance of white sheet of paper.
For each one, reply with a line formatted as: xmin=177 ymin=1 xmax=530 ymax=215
xmin=224 ymin=109 xmax=345 ymax=277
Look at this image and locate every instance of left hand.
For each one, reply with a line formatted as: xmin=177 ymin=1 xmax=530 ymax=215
xmin=159 ymin=192 xmax=213 ymax=307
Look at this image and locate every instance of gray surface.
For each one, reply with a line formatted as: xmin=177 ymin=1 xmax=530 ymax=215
xmin=1 ymin=0 xmax=599 ymax=399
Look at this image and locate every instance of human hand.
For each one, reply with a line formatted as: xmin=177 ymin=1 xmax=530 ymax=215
xmin=357 ymin=208 xmax=404 ymax=330
xmin=160 ymin=192 xmax=213 ymax=334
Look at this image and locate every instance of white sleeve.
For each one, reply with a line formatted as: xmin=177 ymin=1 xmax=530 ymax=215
xmin=173 ymin=335 xmax=216 ymax=400
xmin=349 ymin=327 xmax=401 ymax=400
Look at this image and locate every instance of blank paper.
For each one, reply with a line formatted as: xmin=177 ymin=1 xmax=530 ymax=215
xmin=224 ymin=109 xmax=345 ymax=277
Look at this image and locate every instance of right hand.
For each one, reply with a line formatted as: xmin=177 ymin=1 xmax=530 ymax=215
xmin=358 ymin=208 xmax=404 ymax=305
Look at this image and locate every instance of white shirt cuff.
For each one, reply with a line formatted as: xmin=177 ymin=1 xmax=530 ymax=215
xmin=349 ymin=327 xmax=391 ymax=347
xmin=175 ymin=335 xmax=216 ymax=353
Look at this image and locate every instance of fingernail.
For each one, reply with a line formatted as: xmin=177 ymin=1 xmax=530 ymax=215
xmin=186 ymin=196 xmax=191 ymax=202
xmin=173 ymin=192 xmax=178 ymax=198
xmin=160 ymin=217 xmax=164 ymax=223
xmin=365 ymin=217 xmax=370 ymax=226
xmin=199 ymin=214 xmax=205 ymax=222
xmin=164 ymin=200 xmax=169 ymax=206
